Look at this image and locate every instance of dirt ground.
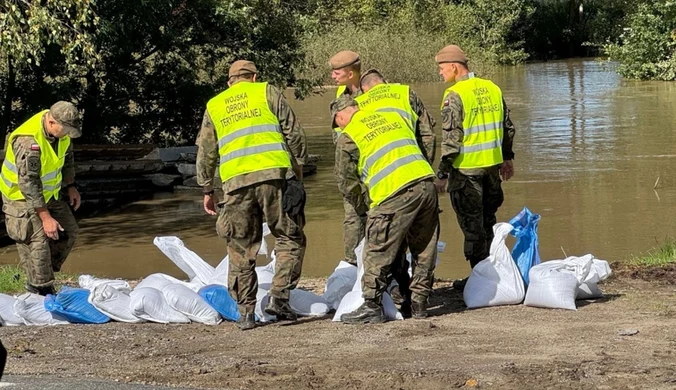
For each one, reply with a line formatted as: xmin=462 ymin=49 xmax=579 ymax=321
xmin=1 ymin=273 xmax=675 ymax=390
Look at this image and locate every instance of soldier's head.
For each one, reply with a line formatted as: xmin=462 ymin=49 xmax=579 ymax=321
xmin=228 ymin=60 xmax=258 ymax=86
xmin=435 ymin=45 xmax=470 ymax=83
xmin=330 ymin=95 xmax=359 ymax=130
xmin=329 ymin=51 xmax=361 ymax=86
xmin=359 ymin=69 xmax=386 ymax=93
xmin=46 ymin=101 xmax=82 ymax=139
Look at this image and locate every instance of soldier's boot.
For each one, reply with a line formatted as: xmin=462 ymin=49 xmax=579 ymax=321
xmin=264 ymin=297 xmax=297 ymax=321
xmin=453 ymin=277 xmax=469 ymax=292
xmin=236 ymin=313 xmax=256 ymax=331
xmin=399 ymin=299 xmax=412 ymax=319
xmin=26 ymin=284 xmax=56 ymax=296
xmin=340 ymin=301 xmax=386 ymax=324
xmin=412 ymin=301 xmax=428 ymax=319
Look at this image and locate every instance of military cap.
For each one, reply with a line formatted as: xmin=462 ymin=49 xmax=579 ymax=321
xmin=330 ymin=95 xmax=358 ymax=128
xmin=50 ymin=101 xmax=82 ymax=138
xmin=328 ymin=51 xmax=360 ymax=70
xmin=435 ymin=45 xmax=468 ymax=65
xmin=228 ymin=60 xmax=257 ymax=77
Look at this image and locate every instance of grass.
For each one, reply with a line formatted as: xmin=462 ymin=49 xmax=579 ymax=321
xmin=629 ymin=238 xmax=676 ymax=267
xmin=0 ymin=265 xmax=80 ymax=295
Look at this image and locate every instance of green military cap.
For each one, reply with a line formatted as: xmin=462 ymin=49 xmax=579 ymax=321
xmin=49 ymin=101 xmax=82 ymax=138
xmin=330 ymin=95 xmax=358 ymax=128
xmin=229 ymin=60 xmax=257 ymax=77
xmin=435 ymin=45 xmax=468 ymax=65
xmin=328 ymin=51 xmax=360 ymax=70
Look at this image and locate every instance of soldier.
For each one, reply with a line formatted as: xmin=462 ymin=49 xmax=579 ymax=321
xmin=0 ymin=101 xmax=82 ymax=296
xmin=432 ymin=45 xmax=516 ymax=290
xmin=196 ymin=60 xmax=308 ymax=330
xmin=332 ymin=95 xmax=439 ymax=323
xmin=357 ymin=69 xmax=437 ymax=314
xmin=328 ymin=51 xmax=365 ymax=267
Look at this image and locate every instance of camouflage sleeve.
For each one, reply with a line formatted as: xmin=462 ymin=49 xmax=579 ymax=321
xmin=62 ymin=142 xmax=75 ymax=184
xmin=334 ymin=134 xmax=368 ymax=216
xmin=438 ymin=91 xmax=464 ymax=175
xmin=195 ymin=109 xmax=219 ymax=192
xmin=268 ymin=84 xmax=307 ymax=165
xmin=502 ymin=98 xmax=516 ymax=160
xmin=13 ymin=137 xmax=46 ymax=209
xmin=409 ymin=89 xmax=436 ymax=164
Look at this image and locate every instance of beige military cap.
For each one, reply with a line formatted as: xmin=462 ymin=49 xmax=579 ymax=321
xmin=329 ymin=51 xmax=360 ymax=70
xmin=435 ymin=45 xmax=468 ymax=64
xmin=229 ymin=60 xmax=258 ymax=77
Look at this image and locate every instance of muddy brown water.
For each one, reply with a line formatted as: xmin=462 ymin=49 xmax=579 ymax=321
xmin=1 ymin=59 xmax=675 ymax=281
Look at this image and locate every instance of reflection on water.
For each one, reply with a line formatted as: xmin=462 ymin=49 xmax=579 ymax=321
xmin=2 ymin=60 xmax=675 ymax=280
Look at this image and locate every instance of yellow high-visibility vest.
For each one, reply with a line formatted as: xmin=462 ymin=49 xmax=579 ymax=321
xmin=355 ymin=83 xmax=417 ymax=128
xmin=442 ymin=75 xmax=504 ymax=169
xmin=0 ymin=110 xmax=70 ymax=202
xmin=207 ymin=81 xmax=291 ymax=185
xmin=342 ymin=110 xmax=434 ymax=208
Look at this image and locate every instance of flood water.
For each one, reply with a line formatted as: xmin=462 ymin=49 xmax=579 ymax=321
xmin=2 ymin=59 xmax=675 ymax=280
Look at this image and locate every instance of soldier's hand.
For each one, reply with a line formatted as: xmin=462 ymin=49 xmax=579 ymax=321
xmin=68 ymin=187 xmax=81 ymax=211
xmin=500 ymin=160 xmax=514 ymax=181
xmin=42 ymin=216 xmax=64 ymax=240
xmin=434 ymin=178 xmax=448 ymax=193
xmin=204 ymin=194 xmax=219 ymax=216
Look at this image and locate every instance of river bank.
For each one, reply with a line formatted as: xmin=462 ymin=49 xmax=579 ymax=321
xmin=0 ymin=269 xmax=674 ymax=390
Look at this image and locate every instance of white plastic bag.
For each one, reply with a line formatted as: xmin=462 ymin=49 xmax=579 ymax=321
xmin=153 ymin=236 xmax=215 ymax=285
xmin=78 ymin=275 xmax=131 ymax=294
xmin=577 ymin=259 xmax=612 ymax=299
xmin=332 ymin=291 xmax=402 ymax=321
xmin=129 ymin=287 xmax=190 ymax=324
xmin=256 ymin=253 xmax=276 ymax=289
xmin=290 ymin=289 xmax=330 ymax=316
xmin=0 ymin=293 xmax=24 ymax=326
xmin=137 ymin=273 xmax=202 ymax=293
xmin=463 ymin=223 xmax=525 ymax=308
xmin=207 ymin=255 xmax=229 ymax=286
xmin=323 ymin=261 xmax=358 ymax=310
xmin=89 ymin=285 xmax=144 ymax=323
xmin=14 ymin=293 xmax=69 ymax=326
xmin=259 ymin=223 xmax=271 ymax=256
xmin=524 ymin=256 xmax=594 ymax=310
xmin=162 ymin=284 xmax=221 ymax=325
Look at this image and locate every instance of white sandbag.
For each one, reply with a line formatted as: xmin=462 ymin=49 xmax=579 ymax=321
xmin=332 ymin=291 xmax=403 ymax=322
xmin=129 ymin=287 xmax=190 ymax=324
xmin=0 ymin=293 xmax=24 ymax=326
xmin=524 ymin=256 xmax=594 ymax=310
xmin=78 ymin=274 xmax=131 ymax=294
xmin=463 ymin=223 xmax=525 ymax=308
xmin=290 ymin=289 xmax=330 ymax=316
xmin=577 ymin=259 xmax=612 ymax=299
xmin=153 ymin=236 xmax=215 ymax=285
xmin=256 ymin=253 xmax=277 ymax=288
xmin=258 ymin=223 xmax=271 ymax=256
xmin=323 ymin=261 xmax=358 ymax=310
xmin=351 ymin=239 xmax=366 ymax=293
xmin=89 ymin=285 xmax=145 ymax=323
xmin=13 ymin=293 xmax=69 ymax=326
xmin=207 ymin=255 xmax=229 ymax=286
xmin=163 ymin=283 xmax=221 ymax=325
xmin=137 ymin=273 xmax=202 ymax=293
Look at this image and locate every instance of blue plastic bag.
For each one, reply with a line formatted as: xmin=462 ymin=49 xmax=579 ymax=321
xmin=199 ymin=285 xmax=240 ymax=322
xmin=44 ymin=287 xmax=110 ymax=324
xmin=509 ymin=207 xmax=541 ymax=285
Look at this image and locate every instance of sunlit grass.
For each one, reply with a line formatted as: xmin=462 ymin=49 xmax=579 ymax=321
xmin=629 ymin=238 xmax=676 ymax=267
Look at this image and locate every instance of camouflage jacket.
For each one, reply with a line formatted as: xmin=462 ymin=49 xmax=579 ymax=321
xmin=196 ymin=82 xmax=308 ymax=194
xmin=438 ymin=75 xmax=516 ymax=176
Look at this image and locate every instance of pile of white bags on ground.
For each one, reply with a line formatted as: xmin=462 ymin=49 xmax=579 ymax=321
xmin=332 ymin=240 xmax=404 ymax=322
xmin=524 ymin=255 xmax=611 ymax=310
xmin=464 ymin=223 xmax=526 ymax=309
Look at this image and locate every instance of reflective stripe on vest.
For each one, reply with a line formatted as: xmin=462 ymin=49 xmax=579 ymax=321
xmin=355 ymin=83 xmax=418 ymax=128
xmin=442 ymin=74 xmax=504 ymax=169
xmin=0 ymin=110 xmax=70 ymax=202
xmin=207 ymin=81 xmax=291 ymax=185
xmin=343 ymin=111 xmax=434 ymax=208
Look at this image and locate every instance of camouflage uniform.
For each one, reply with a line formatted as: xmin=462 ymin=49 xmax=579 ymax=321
xmin=335 ymin=119 xmax=439 ymax=305
xmin=2 ymin=129 xmax=79 ymax=288
xmin=196 ymin=82 xmax=307 ymax=315
xmin=438 ymin=74 xmax=516 ymax=267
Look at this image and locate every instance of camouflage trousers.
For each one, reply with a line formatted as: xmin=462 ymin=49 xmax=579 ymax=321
xmin=362 ymin=179 xmax=439 ymax=305
xmin=342 ymin=197 xmax=366 ymax=265
xmin=2 ymin=198 xmax=79 ymax=288
xmin=217 ymin=179 xmax=306 ymax=315
xmin=448 ymin=167 xmax=504 ymax=268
